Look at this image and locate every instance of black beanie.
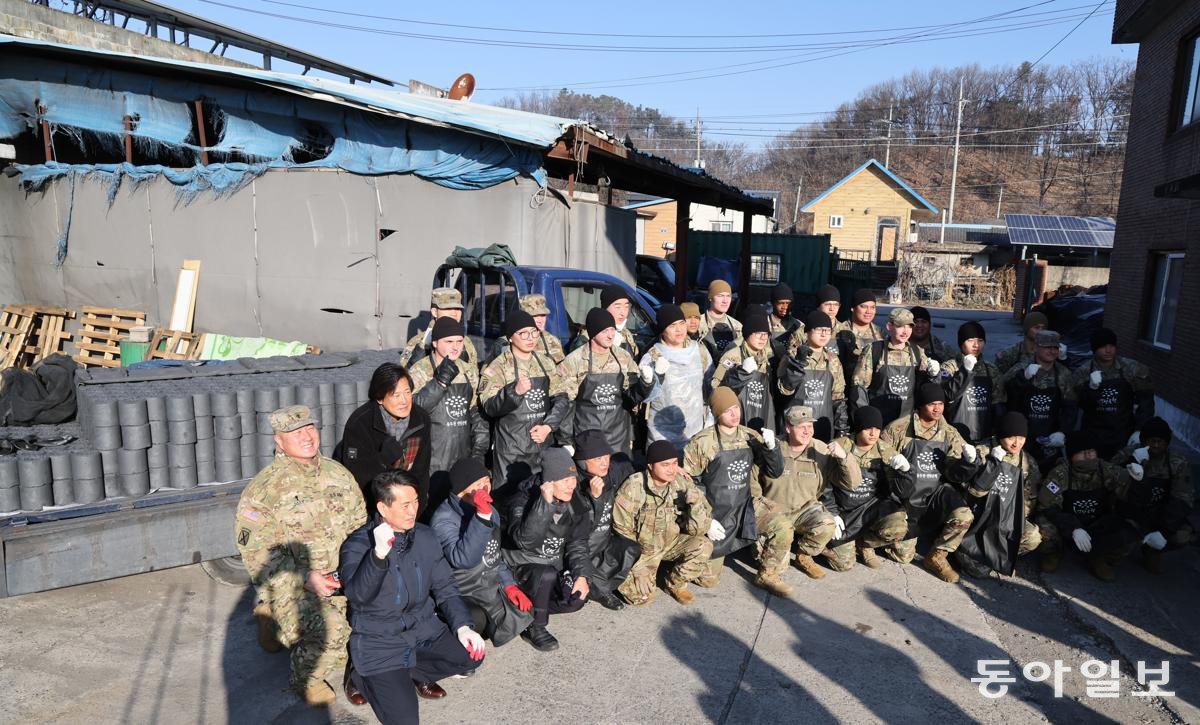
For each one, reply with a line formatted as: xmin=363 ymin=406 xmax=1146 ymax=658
xmin=996 ymin=412 xmax=1028 ymax=439
xmin=586 ymin=308 xmax=616 ymax=340
xmin=656 ymin=303 xmax=686 ymax=334
xmin=1090 ymin=327 xmax=1118 ymax=351
xmin=504 ymin=310 xmax=537 ymax=338
xmin=852 ymin=288 xmax=876 ymax=306
xmin=816 ymin=284 xmax=840 ymax=304
xmin=915 ymin=382 xmax=945 ymax=406
xmin=1141 ymin=416 xmax=1172 ymax=443
xmin=645 ymin=439 xmax=679 ymax=465
xmin=853 ymin=406 xmax=883 ymax=432
xmin=449 ymin=457 xmax=491 ymax=495
xmin=600 ymin=284 xmax=631 ymax=309
xmin=742 ymin=310 xmax=771 ymax=336
xmin=911 ymin=306 xmax=931 ymax=322
xmin=1066 ymin=431 xmax=1093 ymax=458
xmin=771 ymin=283 xmax=794 ymax=303
xmin=805 ymin=310 xmax=833 ymax=331
xmin=957 ymin=321 xmax=987 ymax=346
xmin=431 ymin=316 xmax=464 ymax=341
xmin=574 ymin=429 xmax=614 ymax=460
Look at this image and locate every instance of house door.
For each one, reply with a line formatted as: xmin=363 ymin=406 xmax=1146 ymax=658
xmin=875 ymin=217 xmax=900 ymax=262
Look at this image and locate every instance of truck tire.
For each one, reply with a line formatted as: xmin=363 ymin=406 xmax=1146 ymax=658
xmin=201 ymin=556 xmax=251 ymax=587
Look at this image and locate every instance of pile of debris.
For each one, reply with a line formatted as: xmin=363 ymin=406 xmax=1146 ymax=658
xmin=896 ymin=261 xmax=1015 ymax=309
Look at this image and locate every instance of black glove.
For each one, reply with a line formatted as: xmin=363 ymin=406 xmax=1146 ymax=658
xmin=788 ymin=344 xmax=811 ymax=369
xmin=434 ymin=355 xmax=458 ymax=387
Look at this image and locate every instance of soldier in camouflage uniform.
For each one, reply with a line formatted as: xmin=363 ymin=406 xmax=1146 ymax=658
xmin=767 ymin=283 xmax=801 ymax=339
xmin=778 ymin=310 xmax=849 ymax=441
xmin=761 ymin=405 xmax=861 ymax=580
xmin=1110 ymin=417 xmax=1194 ymax=573
xmin=993 ymin=311 xmax=1048 ymax=375
xmin=399 ymin=287 xmax=480 ymax=369
xmin=833 ymin=287 xmax=884 ymax=384
xmin=234 ymin=405 xmax=367 ymax=706
xmin=712 ymin=310 xmax=776 ymax=433
xmin=910 ymin=306 xmax=957 ymax=363
xmin=941 ymin=321 xmax=1007 ymax=443
xmin=614 ymin=440 xmax=714 ymax=605
xmin=881 ymin=383 xmax=981 ymax=583
xmin=519 ymin=294 xmax=566 ymax=364
xmin=852 ymin=308 xmax=940 ymax=427
xmin=1003 ymin=330 xmax=1077 ymax=470
xmin=683 ymin=387 xmax=794 ymax=596
xmin=1073 ymin=327 xmax=1155 ymax=458
xmin=1036 ymin=431 xmax=1142 ymax=581
xmin=696 ymin=279 xmax=744 ymax=359
xmin=567 ymin=285 xmax=641 ymax=358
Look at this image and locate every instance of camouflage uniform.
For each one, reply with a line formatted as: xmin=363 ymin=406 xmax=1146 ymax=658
xmin=478 ymin=349 xmax=569 ymax=488
xmin=697 ymin=310 xmax=744 ymax=358
xmin=761 ymin=437 xmax=861 ymax=558
xmin=1111 ymin=446 xmax=1194 ymax=546
xmin=965 ymin=441 xmax=1044 ymax=556
xmin=769 ymin=313 xmax=801 ymax=339
xmin=824 ymin=437 xmax=910 ymax=570
xmin=682 ymin=426 xmax=793 ymax=581
xmin=613 ymin=470 xmax=714 ymax=604
xmin=1002 ymin=358 xmax=1077 ymax=466
xmin=1072 ymin=357 xmax=1155 ymax=457
xmin=1035 ymin=458 xmax=1138 ymax=558
xmin=993 ymin=339 xmax=1037 ymax=376
xmin=881 ymin=414 xmax=976 ymax=561
xmin=557 ymin=340 xmax=648 ymax=449
xmin=399 ymin=287 xmax=479 ymax=368
xmin=408 ymin=353 xmax=490 ymax=469
xmin=712 ymin=341 xmax=772 ymax=389
xmin=941 ymin=355 xmax=1008 ymax=442
xmin=914 ymin=334 xmax=957 ymax=364
xmin=234 ymin=407 xmax=366 ymax=692
xmin=519 ymin=294 xmax=567 ymax=364
xmin=833 ymin=319 xmax=884 ymax=377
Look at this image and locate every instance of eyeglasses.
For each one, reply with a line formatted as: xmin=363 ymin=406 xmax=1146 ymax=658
xmin=513 ymin=329 xmax=539 ymax=340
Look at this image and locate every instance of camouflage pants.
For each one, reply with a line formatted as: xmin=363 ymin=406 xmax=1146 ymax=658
xmin=889 ymin=509 xmax=974 ymax=563
xmin=781 ymin=501 xmax=836 ymax=557
xmin=1017 ymin=521 xmax=1042 ymax=556
xmin=271 ymin=589 xmax=351 ymax=690
xmin=699 ymin=500 xmax=794 ymax=583
xmin=824 ymin=509 xmax=909 ymax=572
xmin=618 ymin=533 xmax=714 ymax=605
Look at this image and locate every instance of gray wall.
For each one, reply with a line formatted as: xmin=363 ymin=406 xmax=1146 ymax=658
xmin=0 ymin=170 xmax=636 ymax=351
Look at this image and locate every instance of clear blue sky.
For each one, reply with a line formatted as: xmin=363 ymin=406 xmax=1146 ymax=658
xmin=158 ymin=0 xmax=1131 ymax=133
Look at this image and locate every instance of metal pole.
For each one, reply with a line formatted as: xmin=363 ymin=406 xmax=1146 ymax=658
xmin=939 ymin=209 xmax=947 ymax=244
xmin=948 ymin=77 xmax=964 ymax=224
xmin=995 ymin=185 xmax=1004 ymax=219
xmin=791 ymin=179 xmax=803 ymax=232
xmin=884 ymin=105 xmax=893 ymax=169
xmin=695 ymin=108 xmax=701 ymax=168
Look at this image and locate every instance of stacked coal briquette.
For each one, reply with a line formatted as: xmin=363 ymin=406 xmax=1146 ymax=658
xmin=1 ymin=349 xmax=399 ymax=515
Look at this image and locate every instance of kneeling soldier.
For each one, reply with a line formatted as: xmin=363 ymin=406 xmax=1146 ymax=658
xmin=1111 ymin=417 xmax=1194 ymax=573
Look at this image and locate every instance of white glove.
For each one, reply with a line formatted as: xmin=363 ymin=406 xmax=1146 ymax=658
xmin=654 ymin=357 xmax=670 ymax=375
xmin=828 ymin=442 xmax=847 ymax=460
xmin=761 ymin=428 xmax=776 ymax=450
xmin=457 ymin=625 xmax=487 ymax=660
xmin=1089 ymin=370 xmax=1103 ymax=390
xmin=1046 ymin=432 xmax=1065 ymax=448
xmin=925 ymin=359 xmax=941 ymax=377
xmin=1128 ymin=431 xmax=1141 ymax=447
xmin=889 ymin=453 xmax=911 ymax=472
xmin=1143 ymin=531 xmax=1167 ymax=551
xmin=372 ymin=522 xmax=394 ymax=559
xmin=991 ymin=445 xmax=1007 ymax=462
xmin=562 ymin=444 xmax=575 ymax=457
xmin=1133 ymin=447 xmax=1150 ymax=464
xmin=1058 ymin=343 xmax=1068 ymax=361
xmin=961 ymin=444 xmax=977 ymax=463
xmin=833 ymin=515 xmax=845 ymax=540
xmin=1024 ymin=363 xmax=1041 ymax=380
xmin=640 ymin=363 xmax=655 ymax=384
xmin=1127 ymin=462 xmax=1144 ymax=481
xmin=741 ymin=356 xmax=757 ymax=373
xmin=707 ymin=518 xmax=727 ymax=542
xmin=1072 ymin=528 xmax=1092 ymax=553
xmin=962 ymin=354 xmax=977 ymax=372
xmin=614 ymin=334 xmax=626 ymax=347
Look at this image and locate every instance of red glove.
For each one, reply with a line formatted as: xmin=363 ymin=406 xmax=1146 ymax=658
xmin=472 ymin=488 xmax=493 ymax=517
xmin=504 ymin=584 xmax=532 ymax=612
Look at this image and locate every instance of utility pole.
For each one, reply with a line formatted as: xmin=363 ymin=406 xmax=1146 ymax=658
xmin=694 ymin=108 xmax=702 ymax=169
xmin=883 ymin=104 xmax=894 ymax=169
xmin=948 ymin=77 xmax=964 ymax=224
xmin=791 ymin=179 xmax=803 ymax=232
xmin=995 ymin=185 xmax=1004 ymax=219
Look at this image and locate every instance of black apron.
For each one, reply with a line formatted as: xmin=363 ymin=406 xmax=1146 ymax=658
xmin=1083 ymin=364 xmax=1134 ymax=453
xmin=574 ymin=348 xmax=631 ymax=455
xmin=832 ymin=453 xmax=898 ymax=545
xmin=703 ymin=318 xmax=738 ymax=359
xmin=736 ymin=355 xmax=774 ymax=433
xmin=585 ymin=487 xmax=641 ymax=595
xmin=900 ymin=436 xmax=950 ymax=515
xmin=1121 ymin=471 xmax=1171 ymax=529
xmin=958 ymin=452 xmax=1025 ymax=574
xmin=950 ymin=368 xmax=994 ymax=443
xmin=427 ymin=376 xmax=476 ymax=476
xmin=867 ymin=341 xmax=918 ymax=426
xmin=492 ymin=352 xmax=552 ymax=487
xmin=798 ymin=363 xmax=835 ymax=439
xmin=451 ymin=508 xmax=532 ymax=646
xmin=700 ymin=433 xmax=758 ymax=558
xmin=1061 ymin=466 xmax=1110 ymax=529
xmin=504 ymin=499 xmax=580 ymax=571
xmin=1012 ymin=374 xmax=1062 ymax=462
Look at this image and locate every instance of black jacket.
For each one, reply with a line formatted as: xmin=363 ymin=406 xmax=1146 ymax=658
xmin=338 ymin=518 xmax=472 ymax=677
xmin=503 ymin=474 xmax=596 ymax=580
xmin=336 ymin=401 xmax=432 ymax=511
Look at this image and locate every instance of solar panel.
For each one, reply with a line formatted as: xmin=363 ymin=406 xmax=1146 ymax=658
xmin=1004 ymin=214 xmax=1115 ymax=249
xmin=1037 ymin=229 xmax=1069 ymax=245
xmin=1084 ymin=216 xmax=1116 ymax=231
xmin=1093 ymin=231 xmax=1115 ymax=248
xmin=1060 ymin=216 xmax=1088 ymax=231
xmin=1008 ymin=227 xmax=1039 ymax=244
xmin=1005 ymin=214 xmax=1034 ymax=229
xmin=1032 ymin=216 xmax=1061 ymax=230
xmin=1064 ymin=230 xmax=1096 ymax=246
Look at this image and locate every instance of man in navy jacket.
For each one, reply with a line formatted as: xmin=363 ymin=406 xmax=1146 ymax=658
xmin=339 ymin=470 xmax=485 ymax=724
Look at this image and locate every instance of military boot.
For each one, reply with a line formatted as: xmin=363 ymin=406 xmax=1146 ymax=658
xmin=1087 ymin=553 xmax=1116 ymax=582
xmin=665 ymin=584 xmax=694 ymax=605
xmin=858 ymin=542 xmax=883 ymax=569
xmin=922 ymin=549 xmax=960 ymax=583
xmin=792 ymin=553 xmax=826 ymax=580
xmin=754 ymin=571 xmax=794 ymax=597
xmin=693 ymin=574 xmax=720 ymax=589
xmin=1040 ymin=551 xmax=1060 ymax=573
xmin=252 ymin=602 xmax=282 ymax=653
xmin=953 ymin=551 xmax=992 ymax=579
xmin=298 ymin=680 xmax=335 ymax=707
xmin=1142 ymin=545 xmax=1165 ymax=575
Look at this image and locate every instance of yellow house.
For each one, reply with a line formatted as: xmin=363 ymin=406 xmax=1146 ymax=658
xmin=801 ymin=159 xmax=938 ymax=262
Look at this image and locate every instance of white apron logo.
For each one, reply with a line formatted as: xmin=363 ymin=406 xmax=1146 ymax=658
xmin=746 ymin=380 xmax=765 ymax=406
xmin=1098 ymin=387 xmax=1120 ymax=411
xmin=1072 ymin=498 xmax=1099 ymax=517
xmin=888 ymin=374 xmax=910 ymax=396
xmin=916 ymin=449 xmax=938 ymax=474
xmin=804 ymin=378 xmax=826 ymax=402
xmin=593 ymin=383 xmax=620 ymax=407
xmin=540 ymin=536 xmax=564 ymax=557
xmin=525 ymin=388 xmax=546 ymax=412
xmin=483 ymin=538 xmax=502 ymax=567
xmin=728 ymin=458 xmax=750 ymax=483
xmin=965 ymin=385 xmax=989 ymax=408
xmin=992 ymin=472 xmax=1014 ymax=496
xmin=445 ymin=394 xmax=469 ymax=420
xmin=1030 ymin=394 xmax=1052 ymax=418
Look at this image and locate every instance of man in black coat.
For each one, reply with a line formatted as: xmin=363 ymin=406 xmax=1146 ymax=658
xmin=571 ymin=429 xmax=641 ymax=611
xmin=337 ymin=363 xmax=433 ymax=517
xmin=503 ymin=447 xmax=596 ymax=652
xmin=339 ymin=470 xmax=484 ymax=724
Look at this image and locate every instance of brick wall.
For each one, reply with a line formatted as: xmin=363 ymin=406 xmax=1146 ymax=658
xmin=1109 ymin=0 xmax=1200 ymax=420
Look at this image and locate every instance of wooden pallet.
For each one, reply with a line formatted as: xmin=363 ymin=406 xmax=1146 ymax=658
xmin=22 ymin=306 xmax=75 ymax=364
xmin=147 ymin=328 xmax=203 ymax=360
xmin=0 ymin=306 xmax=36 ymax=369
xmin=72 ymin=306 xmax=146 ymax=368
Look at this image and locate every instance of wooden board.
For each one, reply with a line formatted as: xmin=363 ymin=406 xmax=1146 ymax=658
xmin=23 ymin=306 xmax=75 ymax=364
xmin=73 ymin=306 xmax=146 ymax=368
xmin=0 ymin=306 xmax=35 ymax=370
xmin=147 ymin=329 xmax=203 ymax=361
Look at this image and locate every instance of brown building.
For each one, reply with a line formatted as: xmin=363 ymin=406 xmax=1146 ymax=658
xmin=1110 ymin=0 xmax=1200 ymax=446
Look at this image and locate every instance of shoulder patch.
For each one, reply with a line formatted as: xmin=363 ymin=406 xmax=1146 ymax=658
xmin=242 ymin=508 xmax=262 ymax=522
xmin=722 ymin=359 xmax=735 ymax=369
xmin=1045 ymin=481 xmax=1060 ymax=494
xmin=346 ymin=447 xmax=358 ymax=461
xmin=238 ymin=528 xmax=251 ymax=546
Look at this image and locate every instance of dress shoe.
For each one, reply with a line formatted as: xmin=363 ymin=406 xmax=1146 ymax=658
xmin=344 ymin=678 xmax=367 ymax=706
xmin=414 ymin=681 xmax=447 ymax=699
xmin=592 ymin=592 xmax=626 ymax=611
xmin=520 ymin=623 xmax=560 ymax=652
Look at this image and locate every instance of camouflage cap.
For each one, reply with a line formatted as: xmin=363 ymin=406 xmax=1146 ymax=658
xmin=784 ymin=405 xmax=814 ymax=425
xmin=889 ymin=308 xmax=914 ymax=326
xmin=269 ymin=405 xmax=318 ymax=433
xmin=1035 ymin=330 xmax=1061 ymax=348
xmin=431 ymin=287 xmax=464 ymax=310
xmin=519 ymin=293 xmax=550 ymax=316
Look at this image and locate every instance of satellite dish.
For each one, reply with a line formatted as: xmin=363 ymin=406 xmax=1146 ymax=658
xmin=448 ymin=73 xmax=475 ymax=101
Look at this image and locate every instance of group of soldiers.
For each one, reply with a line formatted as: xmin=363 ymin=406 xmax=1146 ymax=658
xmin=234 ymin=280 xmax=1193 ymax=714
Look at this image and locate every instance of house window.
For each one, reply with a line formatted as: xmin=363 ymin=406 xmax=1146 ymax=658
xmin=829 ymin=215 xmax=844 ymax=228
xmin=750 ymin=254 xmax=782 ymax=285
xmin=1180 ymin=35 xmax=1200 ymax=128
xmin=1144 ymin=252 xmax=1184 ymax=348
xmin=711 ymin=221 xmax=733 ymax=232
